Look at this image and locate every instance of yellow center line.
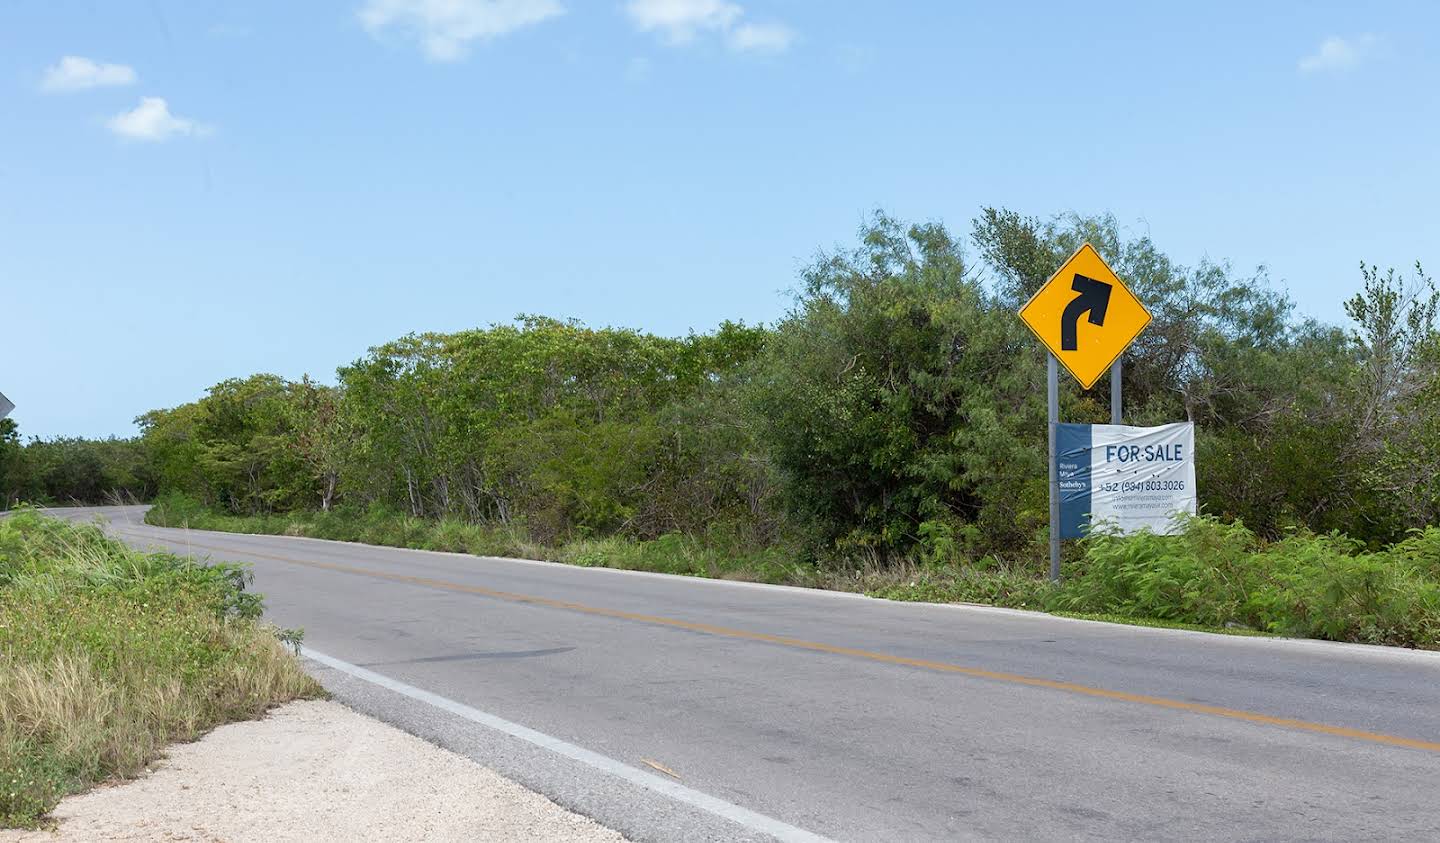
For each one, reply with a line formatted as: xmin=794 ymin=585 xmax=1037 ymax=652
xmin=124 ymin=528 xmax=1440 ymax=754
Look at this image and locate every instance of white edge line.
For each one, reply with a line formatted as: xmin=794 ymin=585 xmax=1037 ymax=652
xmin=103 ymin=507 xmax=1440 ymax=666
xmin=300 ymin=646 xmax=833 ymax=843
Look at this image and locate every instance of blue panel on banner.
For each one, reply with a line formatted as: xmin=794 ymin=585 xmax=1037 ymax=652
xmin=1055 ymin=423 xmax=1092 ymax=539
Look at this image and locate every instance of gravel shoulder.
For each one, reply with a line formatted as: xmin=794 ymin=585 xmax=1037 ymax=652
xmin=1 ymin=699 xmax=626 ymax=843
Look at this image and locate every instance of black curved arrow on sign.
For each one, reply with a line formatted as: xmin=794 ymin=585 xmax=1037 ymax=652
xmin=1060 ymin=273 xmax=1113 ymax=351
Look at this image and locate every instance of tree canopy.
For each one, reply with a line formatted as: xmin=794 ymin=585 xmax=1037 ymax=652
xmin=8 ymin=208 xmax=1436 ymax=565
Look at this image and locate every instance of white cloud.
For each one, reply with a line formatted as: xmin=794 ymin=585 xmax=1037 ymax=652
xmin=726 ymin=21 xmax=792 ymax=53
xmin=625 ymin=0 xmax=791 ymax=53
xmin=41 ymin=56 xmax=136 ymax=93
xmin=359 ymin=0 xmax=564 ymax=61
xmin=625 ymin=0 xmax=740 ymax=44
xmin=1299 ymin=34 xmax=1378 ymax=73
xmin=106 ymin=97 xmax=206 ymax=141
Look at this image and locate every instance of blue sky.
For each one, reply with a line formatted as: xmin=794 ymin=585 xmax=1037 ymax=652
xmin=4 ymin=1 xmax=1438 ymax=438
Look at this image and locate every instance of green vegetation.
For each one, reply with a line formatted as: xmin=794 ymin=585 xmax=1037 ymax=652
xmin=128 ymin=212 xmax=1440 ymax=551
xmin=0 ymin=510 xmax=320 ymax=828
xmin=13 ymin=207 xmax=1440 ymax=647
xmin=148 ymin=497 xmax=1440 ymax=648
xmin=1056 ymin=519 xmax=1440 ymax=646
xmin=0 ymin=426 xmax=152 ymax=507
xmin=146 ymin=492 xmax=807 ymax=582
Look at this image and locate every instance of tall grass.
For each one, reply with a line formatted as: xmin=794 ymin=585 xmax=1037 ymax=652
xmin=147 ymin=492 xmax=807 ymax=582
xmin=0 ymin=509 xmax=321 ymax=828
xmin=149 ymin=493 xmax=1440 ymax=649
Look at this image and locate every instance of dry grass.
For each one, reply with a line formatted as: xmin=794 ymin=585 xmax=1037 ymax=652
xmin=0 ymin=510 xmax=322 ymax=828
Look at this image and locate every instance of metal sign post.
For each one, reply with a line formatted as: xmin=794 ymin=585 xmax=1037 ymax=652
xmin=1047 ymin=355 xmax=1060 ymax=581
xmin=1049 ymin=358 xmax=1121 ymax=582
xmin=1110 ymin=359 xmax=1121 ymax=424
xmin=1050 ymin=358 xmax=1121 ymax=581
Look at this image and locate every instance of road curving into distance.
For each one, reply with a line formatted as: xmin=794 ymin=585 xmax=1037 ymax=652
xmin=49 ymin=505 xmax=1440 ymax=842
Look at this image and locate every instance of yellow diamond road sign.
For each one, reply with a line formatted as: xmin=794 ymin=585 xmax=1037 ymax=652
xmin=1019 ymin=243 xmax=1151 ymax=389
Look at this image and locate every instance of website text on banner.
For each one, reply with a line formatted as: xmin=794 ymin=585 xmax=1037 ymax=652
xmin=1055 ymin=422 xmax=1197 ymax=538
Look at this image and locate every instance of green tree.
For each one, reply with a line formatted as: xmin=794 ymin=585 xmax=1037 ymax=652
xmin=284 ymin=377 xmax=351 ymax=511
xmin=752 ymin=212 xmax=1045 ymax=558
xmin=1343 ymin=262 xmax=1440 ymax=535
xmin=0 ymin=419 xmax=24 ymax=507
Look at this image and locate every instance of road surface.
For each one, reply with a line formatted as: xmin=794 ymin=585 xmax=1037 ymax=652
xmin=46 ymin=506 xmax=1440 ymax=841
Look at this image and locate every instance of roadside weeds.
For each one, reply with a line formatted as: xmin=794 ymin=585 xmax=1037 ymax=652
xmin=144 ymin=501 xmax=1440 ymax=650
xmin=0 ymin=511 xmax=322 ymax=828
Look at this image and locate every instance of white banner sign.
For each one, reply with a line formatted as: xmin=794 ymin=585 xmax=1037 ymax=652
xmin=1056 ymin=422 xmax=1197 ymax=537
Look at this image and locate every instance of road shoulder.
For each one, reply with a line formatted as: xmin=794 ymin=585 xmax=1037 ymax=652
xmin=0 ymin=699 xmax=625 ymax=843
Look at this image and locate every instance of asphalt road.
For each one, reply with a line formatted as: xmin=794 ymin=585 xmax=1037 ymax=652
xmin=48 ymin=506 xmax=1440 ymax=841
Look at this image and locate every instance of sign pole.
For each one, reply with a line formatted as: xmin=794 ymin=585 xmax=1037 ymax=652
xmin=1110 ymin=359 xmax=1122 ymax=424
xmin=1047 ymin=354 xmax=1060 ymax=582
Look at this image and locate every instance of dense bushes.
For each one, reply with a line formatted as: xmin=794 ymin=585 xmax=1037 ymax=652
xmin=0 ymin=423 xmax=153 ymax=508
xmin=1054 ymin=519 xmax=1440 ymax=647
xmin=0 ymin=510 xmax=320 ymax=827
xmin=136 ymin=318 xmax=776 ymax=544
xmin=858 ymin=518 xmax=1440 ymax=649
xmin=121 ymin=210 xmax=1440 ymax=567
xmin=753 ymin=218 xmax=1046 ymax=553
